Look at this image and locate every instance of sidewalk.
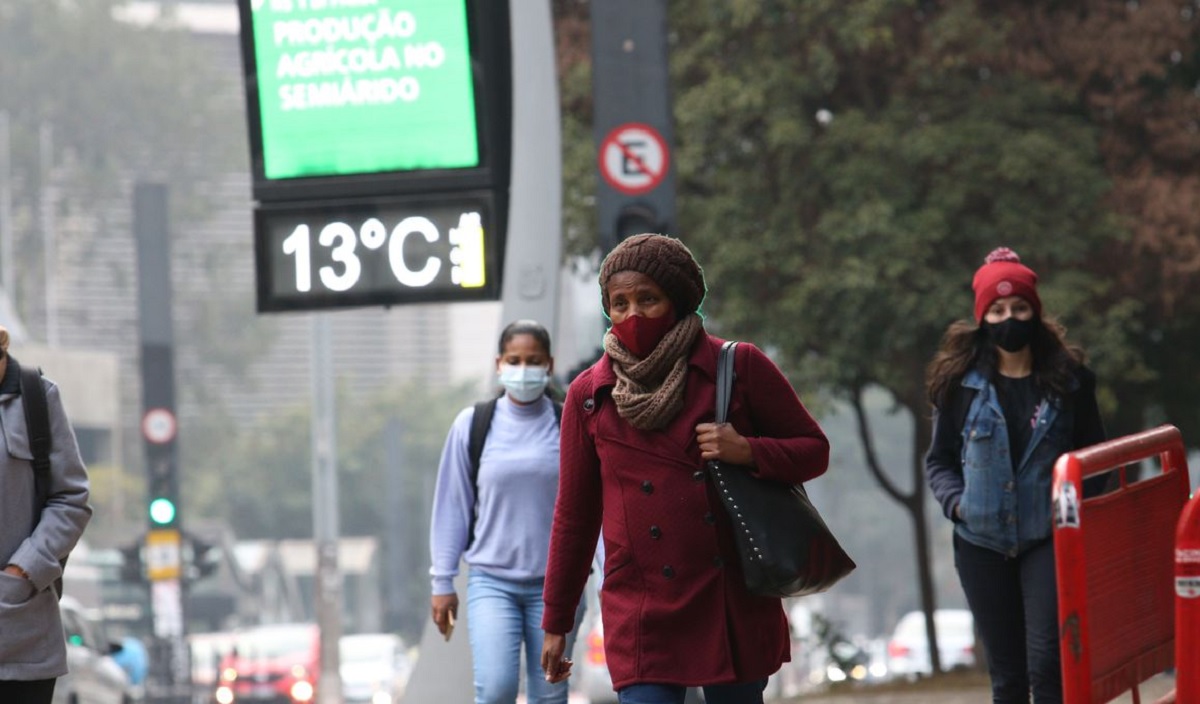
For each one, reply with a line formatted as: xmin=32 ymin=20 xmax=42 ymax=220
xmin=779 ymin=671 xmax=1177 ymax=703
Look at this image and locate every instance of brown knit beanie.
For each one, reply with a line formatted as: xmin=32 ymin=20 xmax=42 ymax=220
xmin=599 ymin=234 xmax=706 ymax=316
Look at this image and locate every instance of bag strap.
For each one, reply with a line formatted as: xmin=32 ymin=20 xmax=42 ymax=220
xmin=467 ymin=398 xmax=499 ymax=485
xmin=16 ymin=359 xmax=52 ymax=528
xmin=465 ymin=395 xmax=563 ymax=548
xmin=715 ymin=341 xmax=738 ymax=424
xmin=15 ymin=356 xmax=65 ymax=598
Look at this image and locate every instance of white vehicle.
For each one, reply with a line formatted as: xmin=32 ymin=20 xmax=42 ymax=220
xmin=55 ymin=596 xmax=134 ymax=704
xmin=886 ymin=608 xmax=976 ymax=678
xmin=339 ymin=633 xmax=412 ymax=704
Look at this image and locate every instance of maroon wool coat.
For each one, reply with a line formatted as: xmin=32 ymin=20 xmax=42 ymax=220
xmin=542 ymin=334 xmax=830 ymax=689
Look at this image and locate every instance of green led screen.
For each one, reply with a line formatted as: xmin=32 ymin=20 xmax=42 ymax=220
xmin=248 ymin=0 xmax=480 ymax=180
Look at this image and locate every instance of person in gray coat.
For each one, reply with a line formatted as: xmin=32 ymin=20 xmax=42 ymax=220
xmin=0 ymin=328 xmax=92 ymax=703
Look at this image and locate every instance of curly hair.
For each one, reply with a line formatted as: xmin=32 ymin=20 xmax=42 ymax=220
xmin=926 ymin=316 xmax=1086 ymax=409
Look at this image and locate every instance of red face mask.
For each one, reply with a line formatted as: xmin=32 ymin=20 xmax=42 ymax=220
xmin=611 ymin=314 xmax=675 ymax=358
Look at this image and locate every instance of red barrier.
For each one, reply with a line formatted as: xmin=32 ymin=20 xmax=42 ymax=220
xmin=1178 ymin=491 xmax=1200 ymax=703
xmin=1053 ymin=425 xmax=1190 ymax=704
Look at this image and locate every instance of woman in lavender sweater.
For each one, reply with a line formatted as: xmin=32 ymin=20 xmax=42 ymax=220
xmin=429 ymin=320 xmax=581 ymax=704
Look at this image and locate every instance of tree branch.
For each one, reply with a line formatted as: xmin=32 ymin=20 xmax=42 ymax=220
xmin=851 ymin=384 xmax=912 ymax=506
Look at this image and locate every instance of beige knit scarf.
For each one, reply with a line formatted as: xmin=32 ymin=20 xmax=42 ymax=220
xmin=604 ymin=313 xmax=703 ymax=430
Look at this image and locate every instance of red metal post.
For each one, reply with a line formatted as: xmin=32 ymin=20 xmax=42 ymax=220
xmin=1177 ymin=491 xmax=1200 ymax=703
xmin=1054 ymin=452 xmax=1092 ymax=704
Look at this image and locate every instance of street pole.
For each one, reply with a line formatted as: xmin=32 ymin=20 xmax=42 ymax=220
xmin=0 ymin=112 xmax=12 ymax=296
xmin=498 ymin=0 xmax=562 ymax=338
xmin=310 ymin=313 xmax=343 ymax=704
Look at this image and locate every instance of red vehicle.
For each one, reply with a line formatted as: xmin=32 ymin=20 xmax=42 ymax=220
xmin=214 ymin=623 xmax=319 ymax=704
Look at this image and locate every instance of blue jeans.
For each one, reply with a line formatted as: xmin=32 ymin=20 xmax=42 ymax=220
xmin=467 ymin=570 xmax=582 ymax=704
xmin=617 ymin=679 xmax=767 ymax=704
xmin=955 ymin=534 xmax=1061 ymax=703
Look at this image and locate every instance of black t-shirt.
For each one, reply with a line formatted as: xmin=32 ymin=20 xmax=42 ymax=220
xmin=994 ymin=374 xmax=1039 ymax=464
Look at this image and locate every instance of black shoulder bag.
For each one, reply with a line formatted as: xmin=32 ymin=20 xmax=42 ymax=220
xmin=708 ymin=341 xmax=856 ymax=598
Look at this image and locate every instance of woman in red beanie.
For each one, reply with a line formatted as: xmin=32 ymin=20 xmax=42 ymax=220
xmin=925 ymin=248 xmax=1105 ymax=703
xmin=538 ymin=234 xmax=830 ymax=704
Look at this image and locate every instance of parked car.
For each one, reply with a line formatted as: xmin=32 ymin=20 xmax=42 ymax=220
xmin=886 ymin=608 xmax=976 ymax=679
xmin=56 ymin=596 xmax=135 ymax=704
xmin=215 ymin=623 xmax=320 ymax=704
xmin=339 ymin=633 xmax=411 ymax=704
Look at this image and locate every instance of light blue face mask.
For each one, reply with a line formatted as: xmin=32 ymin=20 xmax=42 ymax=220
xmin=498 ymin=364 xmax=550 ymax=403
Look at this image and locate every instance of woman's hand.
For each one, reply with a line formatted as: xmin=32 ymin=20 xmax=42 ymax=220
xmin=540 ymin=632 xmax=573 ymax=684
xmin=430 ymin=593 xmax=458 ymax=637
xmin=695 ymin=422 xmax=754 ymax=466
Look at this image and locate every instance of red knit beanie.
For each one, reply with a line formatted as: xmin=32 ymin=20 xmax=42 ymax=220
xmin=972 ymin=247 xmax=1041 ymax=322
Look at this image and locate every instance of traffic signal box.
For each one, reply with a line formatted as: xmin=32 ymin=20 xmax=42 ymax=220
xmin=592 ymin=2 xmax=677 ymax=254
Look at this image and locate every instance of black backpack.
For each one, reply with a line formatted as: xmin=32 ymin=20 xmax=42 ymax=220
xmin=464 ymin=395 xmax=562 ymax=548
xmin=11 ymin=356 xmax=66 ymax=599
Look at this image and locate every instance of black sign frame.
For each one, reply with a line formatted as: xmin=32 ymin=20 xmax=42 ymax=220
xmin=254 ymin=191 xmax=501 ymax=313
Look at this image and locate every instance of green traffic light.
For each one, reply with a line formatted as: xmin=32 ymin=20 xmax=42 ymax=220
xmin=149 ymin=497 xmax=176 ymax=525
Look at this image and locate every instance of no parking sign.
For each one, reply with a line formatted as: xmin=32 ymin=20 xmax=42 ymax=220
xmin=599 ymin=123 xmax=670 ymax=196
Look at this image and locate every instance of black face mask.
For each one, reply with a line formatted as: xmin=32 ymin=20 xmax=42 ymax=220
xmin=985 ymin=317 xmax=1036 ymax=352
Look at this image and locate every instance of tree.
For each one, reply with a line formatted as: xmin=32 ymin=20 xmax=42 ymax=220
xmin=187 ymin=378 xmax=475 ymax=641
xmin=663 ymin=0 xmax=1125 ymax=673
xmin=996 ymin=0 xmax=1200 ymax=439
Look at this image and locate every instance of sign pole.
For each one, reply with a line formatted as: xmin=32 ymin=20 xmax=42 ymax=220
xmin=498 ymin=0 xmax=561 ymax=338
xmin=311 ymin=313 xmax=343 ymax=704
xmin=134 ymin=182 xmax=190 ymax=704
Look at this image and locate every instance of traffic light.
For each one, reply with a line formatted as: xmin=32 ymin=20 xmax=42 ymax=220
xmin=602 ymin=202 xmax=668 ymax=254
xmin=147 ymin=456 xmax=178 ymax=528
xmin=149 ymin=497 xmax=176 ymax=526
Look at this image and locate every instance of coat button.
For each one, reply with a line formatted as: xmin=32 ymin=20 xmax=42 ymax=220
xmin=703 ymin=512 xmax=716 ymax=525
xmin=641 ymin=480 xmax=654 ymax=494
xmin=583 ymin=398 xmax=596 ymax=412
xmin=649 ymin=525 xmax=662 ymax=539
xmin=1005 ymin=481 xmax=1015 ymax=491
xmin=661 ymin=565 xmax=675 ymax=579
xmin=692 ymin=470 xmax=705 ymax=482
xmin=712 ymin=556 xmax=724 ymax=568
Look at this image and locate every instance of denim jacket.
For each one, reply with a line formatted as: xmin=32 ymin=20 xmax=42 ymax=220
xmin=928 ymin=368 xmax=1078 ymax=557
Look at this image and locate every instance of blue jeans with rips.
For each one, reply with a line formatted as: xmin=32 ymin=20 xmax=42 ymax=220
xmin=467 ymin=569 xmax=583 ymax=704
xmin=617 ymin=679 xmax=768 ymax=704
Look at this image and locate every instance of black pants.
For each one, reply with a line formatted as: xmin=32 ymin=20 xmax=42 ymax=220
xmin=954 ymin=534 xmax=1061 ymax=704
xmin=0 ymin=678 xmax=56 ymax=704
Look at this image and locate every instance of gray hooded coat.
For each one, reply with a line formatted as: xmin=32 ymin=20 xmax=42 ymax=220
xmin=0 ymin=361 xmax=91 ymax=680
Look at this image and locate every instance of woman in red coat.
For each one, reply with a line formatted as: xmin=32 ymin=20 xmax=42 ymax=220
xmin=539 ymin=234 xmax=830 ymax=704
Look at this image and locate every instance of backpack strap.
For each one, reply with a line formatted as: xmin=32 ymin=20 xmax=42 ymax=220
xmin=16 ymin=359 xmax=51 ymax=526
xmin=467 ymin=398 xmax=500 ymax=486
xmin=464 ymin=395 xmax=563 ymax=548
xmin=14 ymin=356 xmax=65 ymax=598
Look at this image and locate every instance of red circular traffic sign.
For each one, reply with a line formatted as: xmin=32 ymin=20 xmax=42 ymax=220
xmin=599 ymin=123 xmax=670 ymax=196
xmin=142 ymin=408 xmax=177 ymax=445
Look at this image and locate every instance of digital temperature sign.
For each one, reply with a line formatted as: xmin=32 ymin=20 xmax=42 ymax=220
xmin=236 ymin=0 xmax=512 ymax=312
xmin=254 ymin=193 xmax=498 ymax=312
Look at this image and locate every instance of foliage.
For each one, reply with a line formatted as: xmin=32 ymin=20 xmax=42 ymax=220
xmin=994 ymin=0 xmax=1200 ymax=437
xmin=184 ymin=378 xmax=476 ymax=639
